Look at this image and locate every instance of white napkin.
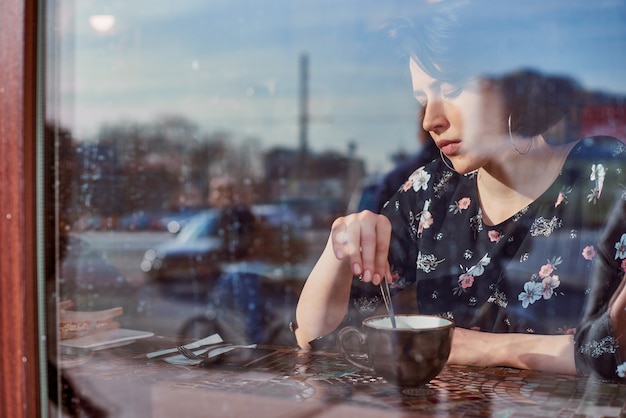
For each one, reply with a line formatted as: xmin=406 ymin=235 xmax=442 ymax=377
xmin=146 ymin=333 xmax=224 ymax=359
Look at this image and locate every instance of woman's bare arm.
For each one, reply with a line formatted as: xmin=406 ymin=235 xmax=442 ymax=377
xmin=448 ymin=328 xmax=577 ymax=374
xmin=295 ymin=211 xmax=392 ymax=348
xmin=295 ymin=235 xmax=353 ymax=348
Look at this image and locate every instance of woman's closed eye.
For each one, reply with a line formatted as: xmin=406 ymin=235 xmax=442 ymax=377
xmin=413 ymin=85 xmax=462 ymax=105
xmin=441 ymin=84 xmax=463 ymax=100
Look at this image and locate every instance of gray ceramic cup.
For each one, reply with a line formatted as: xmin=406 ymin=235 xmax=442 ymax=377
xmin=338 ymin=314 xmax=454 ymax=387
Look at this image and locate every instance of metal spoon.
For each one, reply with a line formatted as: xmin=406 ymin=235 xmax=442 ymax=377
xmin=380 ymin=278 xmax=397 ymax=328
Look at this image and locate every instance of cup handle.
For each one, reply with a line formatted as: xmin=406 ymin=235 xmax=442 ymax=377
xmin=337 ymin=326 xmax=374 ymax=373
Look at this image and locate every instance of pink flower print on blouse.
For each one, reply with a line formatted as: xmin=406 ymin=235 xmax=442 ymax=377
xmin=520 ymin=257 xmax=563 ymax=307
xmin=419 ymin=211 xmax=433 ymax=232
xmin=541 ymin=275 xmax=560 ymax=299
xmin=402 ymin=178 xmax=413 ymax=192
xmin=449 ymin=197 xmax=471 ymax=214
xmin=459 ymin=273 xmax=475 ymax=289
xmin=453 ymin=253 xmax=491 ymax=297
xmin=458 ymin=197 xmax=471 ymax=209
xmin=555 ymin=192 xmax=565 ymax=208
xmin=538 ymin=263 xmax=554 ymax=279
xmin=488 ymin=230 xmax=500 ymax=242
xmin=621 ymin=259 xmax=626 ymax=273
xmin=405 ymin=167 xmax=431 ymax=193
xmin=555 ymin=186 xmax=572 ymax=208
xmin=582 ymin=245 xmax=596 ymax=261
xmin=417 ymin=199 xmax=433 ymax=235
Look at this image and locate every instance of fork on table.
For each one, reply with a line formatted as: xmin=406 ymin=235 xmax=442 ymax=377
xmin=177 ymin=345 xmax=204 ymax=360
xmin=176 ymin=343 xmax=256 ymax=360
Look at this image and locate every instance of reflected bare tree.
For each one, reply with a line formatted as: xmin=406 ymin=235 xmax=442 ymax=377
xmin=72 ymin=115 xmax=265 ymax=227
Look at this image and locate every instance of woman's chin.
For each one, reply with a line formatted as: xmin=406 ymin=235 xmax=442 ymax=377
xmin=446 ymin=156 xmax=482 ymax=175
xmin=447 ymin=162 xmax=473 ymax=175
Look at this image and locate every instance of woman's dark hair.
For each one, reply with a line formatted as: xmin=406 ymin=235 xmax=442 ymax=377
xmin=386 ymin=0 xmax=582 ymax=139
xmin=496 ymin=70 xmax=580 ymax=137
xmin=387 ymin=0 xmax=485 ymax=86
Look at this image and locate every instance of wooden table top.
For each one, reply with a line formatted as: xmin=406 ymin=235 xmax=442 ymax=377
xmin=55 ymin=336 xmax=626 ymax=418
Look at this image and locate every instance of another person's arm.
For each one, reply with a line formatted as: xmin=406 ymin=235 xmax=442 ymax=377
xmin=575 ymin=197 xmax=626 ymax=380
xmin=609 ymin=275 xmax=626 ymax=360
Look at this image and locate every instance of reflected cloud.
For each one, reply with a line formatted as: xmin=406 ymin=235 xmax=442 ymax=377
xmin=56 ymin=0 xmax=626 ymax=172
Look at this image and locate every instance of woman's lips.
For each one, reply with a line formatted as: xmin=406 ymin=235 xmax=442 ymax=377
xmin=438 ymin=141 xmax=460 ymax=156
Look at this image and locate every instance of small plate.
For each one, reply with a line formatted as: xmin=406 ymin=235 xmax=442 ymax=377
xmin=60 ymin=328 xmax=154 ymax=351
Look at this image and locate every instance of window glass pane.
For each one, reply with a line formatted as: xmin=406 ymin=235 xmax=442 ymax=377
xmin=45 ymin=0 xmax=626 ymax=415
xmin=50 ymin=0 xmax=421 ymax=343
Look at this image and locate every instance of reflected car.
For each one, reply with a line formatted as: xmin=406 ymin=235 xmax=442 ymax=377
xmin=118 ymin=211 xmax=154 ymax=231
xmin=251 ymin=203 xmax=313 ymax=230
xmin=151 ymin=207 xmax=203 ymax=233
xmin=140 ymin=209 xmax=226 ymax=282
xmin=140 ymin=206 xmax=308 ymax=282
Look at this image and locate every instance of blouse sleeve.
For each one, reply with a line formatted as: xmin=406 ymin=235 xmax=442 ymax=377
xmin=574 ymin=187 xmax=626 ymax=380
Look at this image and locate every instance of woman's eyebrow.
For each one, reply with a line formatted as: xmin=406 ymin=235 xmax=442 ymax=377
xmin=413 ymin=80 xmax=443 ymax=98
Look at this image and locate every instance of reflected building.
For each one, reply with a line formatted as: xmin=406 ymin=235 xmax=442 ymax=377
xmin=262 ymin=146 xmax=364 ymax=224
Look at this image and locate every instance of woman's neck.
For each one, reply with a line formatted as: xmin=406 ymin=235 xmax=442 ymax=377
xmin=476 ymin=136 xmax=575 ymax=226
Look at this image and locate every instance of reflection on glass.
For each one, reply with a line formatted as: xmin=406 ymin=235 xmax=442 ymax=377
xmin=45 ymin=0 xmax=626 ymax=415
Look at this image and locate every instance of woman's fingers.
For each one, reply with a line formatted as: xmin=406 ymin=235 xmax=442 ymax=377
xmin=375 ymin=217 xmax=392 ymax=284
xmin=330 ymin=211 xmax=391 ymax=284
xmin=357 ymin=213 xmax=377 ymax=282
xmin=331 ymin=215 xmax=362 ymax=275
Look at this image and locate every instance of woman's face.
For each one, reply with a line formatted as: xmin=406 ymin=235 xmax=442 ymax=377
xmin=409 ymin=58 xmax=508 ymax=174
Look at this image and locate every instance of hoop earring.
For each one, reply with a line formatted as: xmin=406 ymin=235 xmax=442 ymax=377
xmin=508 ymin=114 xmax=532 ymax=155
xmin=439 ymin=149 xmax=456 ymax=172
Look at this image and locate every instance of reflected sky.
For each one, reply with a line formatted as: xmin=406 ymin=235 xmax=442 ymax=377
xmin=54 ymin=0 xmax=626 ymax=172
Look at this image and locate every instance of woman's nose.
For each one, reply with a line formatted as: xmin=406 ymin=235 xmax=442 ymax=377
xmin=422 ymin=100 xmax=449 ymax=134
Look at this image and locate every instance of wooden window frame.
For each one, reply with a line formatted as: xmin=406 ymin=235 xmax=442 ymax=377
xmin=0 ymin=0 xmax=42 ymax=417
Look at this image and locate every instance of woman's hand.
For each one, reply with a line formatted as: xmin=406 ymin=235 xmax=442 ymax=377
xmin=295 ymin=210 xmax=393 ymax=348
xmin=330 ymin=210 xmax=392 ymax=286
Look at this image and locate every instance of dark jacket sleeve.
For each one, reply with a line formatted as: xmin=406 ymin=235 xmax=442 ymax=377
xmin=574 ymin=196 xmax=626 ymax=381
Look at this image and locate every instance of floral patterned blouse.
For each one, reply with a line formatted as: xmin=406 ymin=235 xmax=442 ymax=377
xmin=351 ymin=136 xmax=626 ymax=380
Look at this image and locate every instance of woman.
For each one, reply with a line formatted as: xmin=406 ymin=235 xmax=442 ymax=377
xmin=295 ymin=0 xmax=626 ymax=380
